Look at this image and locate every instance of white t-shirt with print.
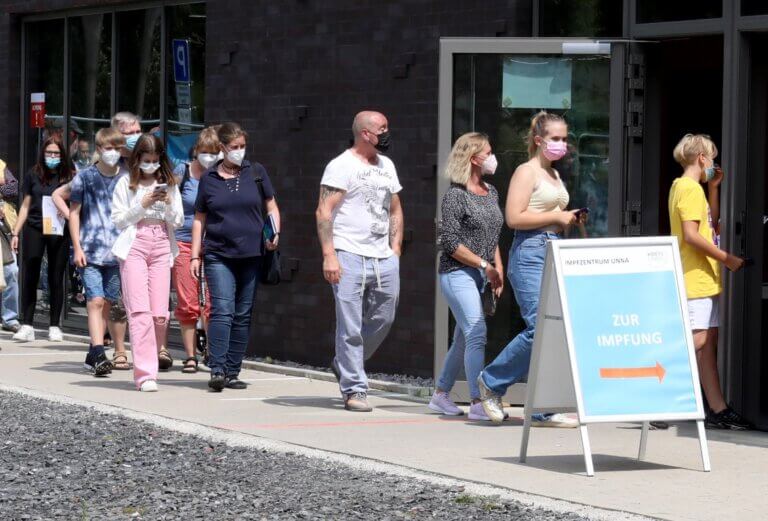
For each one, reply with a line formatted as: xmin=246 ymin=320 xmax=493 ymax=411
xmin=320 ymin=149 xmax=402 ymax=258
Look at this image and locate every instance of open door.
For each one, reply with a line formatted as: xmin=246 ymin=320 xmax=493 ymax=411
xmin=435 ymin=38 xmax=629 ymax=404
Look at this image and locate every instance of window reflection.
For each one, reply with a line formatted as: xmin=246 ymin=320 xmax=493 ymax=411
xmin=539 ymin=0 xmax=622 ymax=37
xmin=637 ymin=0 xmax=721 ymax=23
xmin=116 ymin=8 xmax=162 ymax=133
xmin=166 ymin=3 xmax=206 ymax=166
xmin=451 ymin=52 xmax=612 ymax=363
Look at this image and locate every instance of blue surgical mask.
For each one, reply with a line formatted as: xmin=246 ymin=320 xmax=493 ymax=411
xmin=704 ymin=166 xmax=716 ymax=182
xmin=125 ymin=133 xmax=141 ymax=151
xmin=45 ymin=158 xmax=61 ymax=169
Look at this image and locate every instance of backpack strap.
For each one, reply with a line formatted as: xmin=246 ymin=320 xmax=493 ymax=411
xmin=179 ymin=163 xmax=191 ymax=195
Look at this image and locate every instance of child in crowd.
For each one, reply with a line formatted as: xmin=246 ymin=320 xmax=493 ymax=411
xmin=668 ymin=133 xmax=751 ymax=430
xmin=68 ymin=127 xmax=129 ymax=376
xmin=111 ymin=134 xmax=182 ymax=392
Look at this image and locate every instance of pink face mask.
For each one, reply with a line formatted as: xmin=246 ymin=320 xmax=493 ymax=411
xmin=541 ymin=140 xmax=568 ymax=161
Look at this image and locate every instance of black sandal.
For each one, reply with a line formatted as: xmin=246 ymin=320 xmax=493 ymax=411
xmin=182 ymin=356 xmax=198 ymax=374
xmin=158 ymin=348 xmax=174 ymax=371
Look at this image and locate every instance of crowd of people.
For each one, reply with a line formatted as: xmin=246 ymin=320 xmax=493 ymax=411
xmin=0 ymin=108 xmax=753 ymax=429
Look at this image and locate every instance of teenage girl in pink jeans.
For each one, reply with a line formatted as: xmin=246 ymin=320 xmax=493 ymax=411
xmin=111 ymin=134 xmax=183 ymax=392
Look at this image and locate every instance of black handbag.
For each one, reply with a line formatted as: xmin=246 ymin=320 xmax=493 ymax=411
xmin=251 ymin=168 xmax=281 ymax=285
xmin=0 ymin=219 xmax=14 ymax=266
xmin=482 ymin=282 xmax=497 ymax=317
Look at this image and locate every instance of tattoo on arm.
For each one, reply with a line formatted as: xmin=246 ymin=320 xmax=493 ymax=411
xmin=319 ymin=184 xmax=343 ymax=202
xmin=317 ymin=219 xmax=334 ymax=245
xmin=389 ymin=214 xmax=402 ymax=247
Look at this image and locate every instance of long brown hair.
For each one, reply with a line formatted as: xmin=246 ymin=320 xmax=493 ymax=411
xmin=127 ymin=134 xmax=177 ymax=191
xmin=34 ymin=136 xmax=73 ymax=185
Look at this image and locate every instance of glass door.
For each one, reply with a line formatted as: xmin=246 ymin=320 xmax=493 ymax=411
xmin=435 ymin=38 xmax=626 ymax=403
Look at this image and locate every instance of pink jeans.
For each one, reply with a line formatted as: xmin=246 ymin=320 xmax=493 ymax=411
xmin=120 ymin=223 xmax=171 ymax=388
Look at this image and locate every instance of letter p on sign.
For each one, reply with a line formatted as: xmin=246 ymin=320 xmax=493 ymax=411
xmin=172 ymin=39 xmax=191 ymax=83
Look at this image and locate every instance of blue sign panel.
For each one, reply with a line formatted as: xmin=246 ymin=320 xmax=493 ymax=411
xmin=563 ymin=270 xmax=698 ymax=417
xmin=172 ymin=39 xmax=191 ymax=83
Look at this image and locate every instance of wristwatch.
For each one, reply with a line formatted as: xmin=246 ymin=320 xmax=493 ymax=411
xmin=479 ymin=260 xmax=488 ymax=270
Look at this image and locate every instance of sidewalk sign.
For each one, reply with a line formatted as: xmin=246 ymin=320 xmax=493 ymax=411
xmin=519 ymin=237 xmax=710 ymax=476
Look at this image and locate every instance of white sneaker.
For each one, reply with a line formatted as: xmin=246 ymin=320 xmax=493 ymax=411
xmin=140 ymin=380 xmax=158 ymax=392
xmin=48 ymin=326 xmax=63 ymax=342
xmin=532 ymin=413 xmax=579 ymax=428
xmin=12 ymin=325 xmax=35 ymax=342
xmin=428 ymin=391 xmax=464 ymax=416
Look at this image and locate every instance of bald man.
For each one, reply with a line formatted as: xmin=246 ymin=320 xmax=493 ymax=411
xmin=316 ymin=111 xmax=404 ymax=412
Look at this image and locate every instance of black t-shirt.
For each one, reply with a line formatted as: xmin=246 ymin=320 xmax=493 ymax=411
xmin=194 ymin=160 xmax=275 ymax=258
xmin=23 ymin=169 xmax=65 ymax=230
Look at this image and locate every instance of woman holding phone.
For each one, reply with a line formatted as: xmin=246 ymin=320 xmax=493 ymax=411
xmin=111 ymin=134 xmax=183 ymax=392
xmin=476 ymin=111 xmax=585 ymax=426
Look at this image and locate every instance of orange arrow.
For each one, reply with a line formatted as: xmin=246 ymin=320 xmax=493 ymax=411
xmin=599 ymin=361 xmax=666 ymax=383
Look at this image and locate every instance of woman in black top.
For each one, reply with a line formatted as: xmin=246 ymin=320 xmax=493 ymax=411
xmin=11 ymin=137 xmax=73 ymax=342
xmin=190 ymin=122 xmax=281 ymax=392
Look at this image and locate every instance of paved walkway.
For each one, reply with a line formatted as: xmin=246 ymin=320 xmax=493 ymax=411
xmin=1 ymin=332 xmax=766 ymax=521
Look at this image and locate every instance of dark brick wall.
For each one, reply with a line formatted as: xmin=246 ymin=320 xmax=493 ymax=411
xmin=205 ymin=1 xmax=532 ymax=377
xmin=0 ymin=0 xmax=533 ymax=378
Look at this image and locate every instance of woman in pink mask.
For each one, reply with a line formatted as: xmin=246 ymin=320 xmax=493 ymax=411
xmin=475 ymin=111 xmax=585 ymax=427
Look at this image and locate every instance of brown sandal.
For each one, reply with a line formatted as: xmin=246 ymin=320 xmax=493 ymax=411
xmin=111 ymin=352 xmax=131 ymax=370
xmin=158 ymin=349 xmax=173 ymax=371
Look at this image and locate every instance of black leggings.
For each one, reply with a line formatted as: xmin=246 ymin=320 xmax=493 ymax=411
xmin=20 ymin=225 xmax=70 ymax=326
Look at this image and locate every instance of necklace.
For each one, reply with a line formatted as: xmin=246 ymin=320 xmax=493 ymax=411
xmin=218 ymin=163 xmax=242 ymax=193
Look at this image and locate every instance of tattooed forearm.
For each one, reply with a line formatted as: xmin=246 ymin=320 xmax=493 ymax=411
xmin=389 ymin=214 xmax=403 ymax=252
xmin=317 ymin=219 xmax=334 ymax=244
xmin=319 ymin=184 xmax=343 ymax=202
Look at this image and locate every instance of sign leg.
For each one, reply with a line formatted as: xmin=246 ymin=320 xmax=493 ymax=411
xmin=520 ymin=413 xmax=532 ymax=463
xmin=578 ymin=424 xmax=595 ymax=477
xmin=638 ymin=421 xmax=649 ymax=461
xmin=696 ymin=420 xmax=711 ymax=472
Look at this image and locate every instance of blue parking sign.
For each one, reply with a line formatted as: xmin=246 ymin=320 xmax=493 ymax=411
xmin=172 ymin=39 xmax=191 ymax=83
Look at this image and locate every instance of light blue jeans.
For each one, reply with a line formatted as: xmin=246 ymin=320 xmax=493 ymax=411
xmin=332 ymin=250 xmax=400 ymax=394
xmin=2 ymin=254 xmax=20 ymax=326
xmin=437 ymin=267 xmax=487 ymax=400
xmin=481 ymin=230 xmax=560 ymax=404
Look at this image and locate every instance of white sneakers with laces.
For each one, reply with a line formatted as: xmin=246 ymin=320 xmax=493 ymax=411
xmin=140 ymin=380 xmax=158 ymax=392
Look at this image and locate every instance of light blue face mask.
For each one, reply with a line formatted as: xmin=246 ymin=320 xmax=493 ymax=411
xmin=125 ymin=133 xmax=141 ymax=151
xmin=45 ymin=157 xmax=61 ymax=169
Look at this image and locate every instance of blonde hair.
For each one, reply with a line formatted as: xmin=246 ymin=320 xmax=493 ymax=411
xmin=195 ymin=127 xmax=220 ymax=154
xmin=526 ymin=111 xmax=566 ymax=159
xmin=443 ymin=132 xmax=489 ymax=186
xmin=95 ymin=127 xmax=125 ymax=148
xmin=673 ymin=133 xmax=718 ymax=166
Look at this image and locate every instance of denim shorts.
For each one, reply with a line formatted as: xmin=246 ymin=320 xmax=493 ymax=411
xmin=81 ymin=264 xmax=121 ymax=303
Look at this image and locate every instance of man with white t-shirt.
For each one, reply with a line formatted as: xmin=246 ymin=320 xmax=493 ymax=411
xmin=316 ymin=111 xmax=404 ymax=412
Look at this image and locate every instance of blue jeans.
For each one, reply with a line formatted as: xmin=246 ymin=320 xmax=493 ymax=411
xmin=481 ymin=230 xmax=560 ymax=399
xmin=437 ymin=267 xmax=487 ymax=400
xmin=2 ymin=254 xmax=19 ymax=326
xmin=204 ymin=253 xmax=260 ymax=378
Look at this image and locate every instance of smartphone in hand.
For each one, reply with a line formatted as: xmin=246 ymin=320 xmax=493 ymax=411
xmin=574 ymin=207 xmax=590 ymax=219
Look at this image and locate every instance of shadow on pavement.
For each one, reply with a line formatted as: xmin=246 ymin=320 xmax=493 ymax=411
xmin=486 ymin=453 xmax=680 ymax=475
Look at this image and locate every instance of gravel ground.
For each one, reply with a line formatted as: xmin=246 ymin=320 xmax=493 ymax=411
xmin=245 ymin=356 xmax=434 ymax=389
xmin=0 ymin=391 xmax=591 ymax=521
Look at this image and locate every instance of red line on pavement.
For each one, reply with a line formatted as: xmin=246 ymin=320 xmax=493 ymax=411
xmin=216 ymin=417 xmax=472 ymax=430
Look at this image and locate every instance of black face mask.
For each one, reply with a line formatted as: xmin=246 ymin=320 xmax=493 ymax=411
xmin=374 ymin=130 xmax=391 ymax=153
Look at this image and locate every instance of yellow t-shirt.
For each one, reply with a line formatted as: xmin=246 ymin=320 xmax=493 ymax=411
xmin=668 ymin=176 xmax=721 ymax=298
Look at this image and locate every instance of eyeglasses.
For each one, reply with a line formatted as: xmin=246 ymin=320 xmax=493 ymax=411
xmin=44 ymin=151 xmax=62 ymax=158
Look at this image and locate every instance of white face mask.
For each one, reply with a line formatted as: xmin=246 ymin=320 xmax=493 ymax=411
xmin=226 ymin=148 xmax=245 ymax=166
xmin=217 ymin=151 xmax=225 ymax=161
xmin=100 ymin=149 xmax=121 ymax=167
xmin=139 ymin=162 xmax=161 ymax=174
xmin=481 ymin=154 xmax=498 ymax=176
xmin=197 ymin=153 xmax=218 ymax=170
